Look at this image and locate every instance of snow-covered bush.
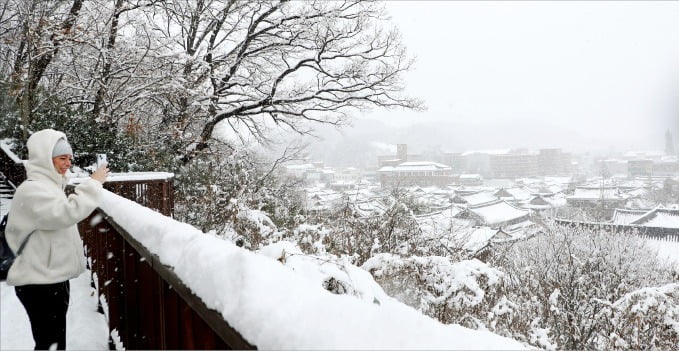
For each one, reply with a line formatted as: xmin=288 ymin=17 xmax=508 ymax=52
xmin=258 ymin=241 xmax=389 ymax=304
xmin=174 ymin=146 xmax=303 ymax=240
xmin=363 ymin=254 xmax=506 ymax=329
xmin=489 ymin=224 xmax=675 ymax=350
xmin=358 ymin=223 xmax=676 ymax=350
xmin=596 ymin=283 xmax=679 ymax=350
xmin=307 ymin=190 xmax=432 ymax=266
xmin=294 ymin=223 xmax=332 ymax=256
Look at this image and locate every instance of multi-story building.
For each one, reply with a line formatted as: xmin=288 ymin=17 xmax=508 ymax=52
xmin=376 ymin=144 xmax=423 ymax=168
xmin=489 ymin=149 xmax=539 ymax=179
xmin=628 ymin=159 xmax=653 ymax=177
xmin=653 ymin=156 xmax=679 ymax=176
xmin=378 ymin=161 xmax=454 ymax=187
xmin=440 ymin=152 xmax=467 ymax=173
xmin=566 ymin=186 xmax=629 ymax=210
xmin=461 ymin=150 xmax=503 ymax=177
xmin=600 ymin=159 xmax=628 ymax=177
xmin=538 ymin=148 xmax=571 ymax=175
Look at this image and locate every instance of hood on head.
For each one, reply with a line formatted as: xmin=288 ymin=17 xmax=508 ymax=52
xmin=25 ymin=129 xmax=70 ymax=185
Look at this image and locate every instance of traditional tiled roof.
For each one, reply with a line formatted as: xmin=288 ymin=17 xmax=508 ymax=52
xmin=415 ymin=209 xmax=517 ymax=252
xmin=461 ymin=192 xmax=498 ymax=206
xmin=630 ymin=207 xmax=679 ymax=228
xmin=504 ymin=187 xmax=533 ymax=201
xmin=352 ymin=199 xmax=388 ymax=217
xmin=468 ymin=200 xmax=530 ymax=227
xmin=611 ymin=208 xmax=648 ymax=225
xmin=493 ymin=188 xmax=513 ymax=198
xmin=528 ymin=195 xmax=551 ymax=206
xmin=567 ymin=187 xmax=628 ymax=201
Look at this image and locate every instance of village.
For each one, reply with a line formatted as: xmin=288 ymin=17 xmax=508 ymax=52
xmin=281 ymin=131 xmax=679 ymax=257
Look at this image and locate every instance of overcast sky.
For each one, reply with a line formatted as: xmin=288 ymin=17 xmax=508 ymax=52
xmin=355 ymin=1 xmax=679 ymax=153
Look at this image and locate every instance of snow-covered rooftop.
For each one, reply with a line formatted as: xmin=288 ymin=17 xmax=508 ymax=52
xmin=630 ymin=208 xmax=679 ymax=228
xmin=611 ymin=209 xmax=648 ymax=225
xmin=504 ymin=187 xmax=533 ymax=201
xmin=568 ymin=187 xmax=628 ymax=200
xmin=468 ymin=200 xmax=530 ymax=226
xmin=461 ymin=192 xmax=498 ymax=206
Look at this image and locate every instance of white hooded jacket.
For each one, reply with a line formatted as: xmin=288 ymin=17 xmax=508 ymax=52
xmin=6 ymin=129 xmax=103 ymax=286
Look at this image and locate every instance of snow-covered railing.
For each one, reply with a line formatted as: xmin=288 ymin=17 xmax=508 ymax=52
xmin=0 ymin=139 xmax=26 ymax=189
xmin=75 ymin=175 xmax=255 ymax=349
xmin=83 ymin=189 xmax=528 ymax=350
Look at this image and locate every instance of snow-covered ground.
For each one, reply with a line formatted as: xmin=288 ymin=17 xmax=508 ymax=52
xmin=1 ymin=271 xmax=109 ymax=350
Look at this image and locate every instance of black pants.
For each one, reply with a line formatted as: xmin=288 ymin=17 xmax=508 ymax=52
xmin=15 ymin=281 xmax=70 ymax=350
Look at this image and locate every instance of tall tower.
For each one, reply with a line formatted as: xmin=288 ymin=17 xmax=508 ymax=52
xmin=397 ymin=144 xmax=408 ymax=162
xmin=665 ymin=129 xmax=675 ymax=155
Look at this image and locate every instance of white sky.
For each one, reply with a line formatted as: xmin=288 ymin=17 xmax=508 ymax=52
xmin=361 ymin=1 xmax=679 ymax=153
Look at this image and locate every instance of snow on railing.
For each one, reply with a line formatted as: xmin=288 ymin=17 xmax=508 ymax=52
xmin=95 ymin=189 xmax=528 ymax=350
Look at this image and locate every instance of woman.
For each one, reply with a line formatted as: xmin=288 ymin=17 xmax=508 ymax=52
xmin=5 ymin=129 xmax=109 ymax=350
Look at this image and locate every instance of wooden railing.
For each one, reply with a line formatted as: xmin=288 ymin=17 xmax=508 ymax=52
xmin=77 ymin=177 xmax=255 ymax=350
xmin=0 ymin=145 xmax=254 ymax=350
xmin=79 ymin=202 xmax=255 ymax=350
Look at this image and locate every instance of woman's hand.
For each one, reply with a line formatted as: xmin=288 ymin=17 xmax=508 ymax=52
xmin=91 ymin=163 xmax=110 ymax=184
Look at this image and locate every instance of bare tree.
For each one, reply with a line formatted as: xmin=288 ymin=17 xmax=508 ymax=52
xmin=1 ymin=0 xmax=421 ymax=160
xmin=140 ymin=0 xmax=422 ymax=162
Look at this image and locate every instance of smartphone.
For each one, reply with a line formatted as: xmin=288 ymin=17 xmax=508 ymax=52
xmin=96 ymin=154 xmax=108 ymax=168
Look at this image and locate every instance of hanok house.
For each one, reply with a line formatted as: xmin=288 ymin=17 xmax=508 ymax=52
xmin=415 ymin=209 xmax=514 ymax=254
xmin=457 ymin=199 xmax=532 ymax=230
xmin=611 ymin=208 xmax=649 ymax=225
xmin=566 ymin=186 xmax=630 ymax=209
xmin=458 ymin=173 xmax=483 ymax=186
xmin=611 ymin=205 xmax=679 ymax=235
xmin=378 ymin=161 xmax=454 ymax=187
xmin=523 ymin=195 xmax=557 ymax=217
